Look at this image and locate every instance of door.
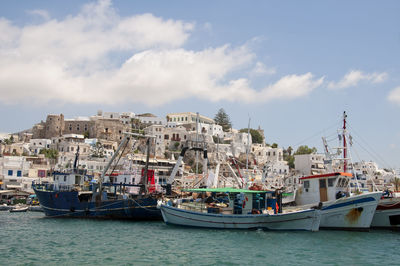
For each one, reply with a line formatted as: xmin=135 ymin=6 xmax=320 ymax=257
xmin=319 ymin=179 xmax=328 ymax=202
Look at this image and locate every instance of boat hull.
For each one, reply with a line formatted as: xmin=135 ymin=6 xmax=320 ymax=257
xmin=160 ymin=204 xmax=320 ymax=231
xmin=319 ymin=192 xmax=381 ymax=230
xmin=371 ymin=198 xmax=400 ymax=229
xmin=9 ymin=207 xmax=29 ymax=213
xmin=33 ymin=187 xmax=161 ymax=220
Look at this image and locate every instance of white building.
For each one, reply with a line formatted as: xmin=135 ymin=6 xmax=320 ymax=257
xmin=137 ymin=115 xmax=166 ymax=126
xmin=144 ymin=124 xmax=165 ymax=157
xmin=166 ymin=112 xmax=214 ymax=124
xmin=50 ymin=134 xmax=91 ymax=170
xmin=0 ymin=156 xmax=31 ymax=190
xmin=29 ymin=139 xmax=51 ymax=155
xmin=294 ymin=153 xmax=326 ymax=176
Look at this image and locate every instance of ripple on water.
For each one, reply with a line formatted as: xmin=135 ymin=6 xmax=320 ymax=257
xmin=1 ymin=212 xmax=400 ymax=265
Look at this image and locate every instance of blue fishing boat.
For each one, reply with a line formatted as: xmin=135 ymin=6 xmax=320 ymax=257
xmin=32 ymin=133 xmax=162 ymax=220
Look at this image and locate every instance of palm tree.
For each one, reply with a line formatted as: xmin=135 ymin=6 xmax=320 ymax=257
xmin=391 ymin=177 xmax=400 ymax=192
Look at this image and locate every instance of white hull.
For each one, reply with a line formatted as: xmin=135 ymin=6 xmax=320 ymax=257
xmin=319 ymin=192 xmax=381 ymax=230
xmin=371 ymin=198 xmax=400 ymax=229
xmin=9 ymin=207 xmax=29 ymax=213
xmin=160 ymin=204 xmax=321 ymax=231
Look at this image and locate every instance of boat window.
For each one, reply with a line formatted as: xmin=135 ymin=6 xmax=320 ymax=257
xmin=303 ymin=180 xmax=310 ymax=189
xmin=319 ymin=179 xmax=326 ymax=188
xmin=328 ymin=178 xmax=336 ymax=187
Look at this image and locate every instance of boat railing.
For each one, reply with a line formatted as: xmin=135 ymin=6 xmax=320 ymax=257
xmin=32 ymin=182 xmax=77 ymax=192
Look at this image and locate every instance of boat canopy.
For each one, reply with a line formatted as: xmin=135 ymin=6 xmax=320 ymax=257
xmin=183 ymin=187 xmax=274 ymax=194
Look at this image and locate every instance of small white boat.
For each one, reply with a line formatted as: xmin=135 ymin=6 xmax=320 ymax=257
xmin=159 ymin=188 xmax=321 ymax=231
xmin=9 ymin=206 xmax=29 ymax=213
xmin=371 ymin=197 xmax=400 ymax=229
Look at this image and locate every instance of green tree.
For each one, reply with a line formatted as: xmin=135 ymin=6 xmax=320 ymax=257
xmin=294 ymin=145 xmax=317 ymax=155
xmin=283 ymin=147 xmax=295 ymax=169
xmin=239 ymin=128 xmax=264 ymax=144
xmin=39 ymin=148 xmax=59 ymax=159
xmin=214 ymin=108 xmax=232 ymax=132
xmin=3 ymin=136 xmax=14 ymax=145
xmin=271 ymin=143 xmax=278 ymax=148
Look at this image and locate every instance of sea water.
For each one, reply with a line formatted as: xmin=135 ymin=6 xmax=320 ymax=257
xmin=1 ymin=212 xmax=399 ymax=265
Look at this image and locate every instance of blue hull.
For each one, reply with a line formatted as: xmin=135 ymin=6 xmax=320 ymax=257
xmin=33 ymin=187 xmax=161 ymax=220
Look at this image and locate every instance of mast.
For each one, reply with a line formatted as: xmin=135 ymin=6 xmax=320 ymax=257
xmin=343 ymin=111 xmax=347 ymax=173
xmin=195 ymin=112 xmax=199 ymax=176
xmin=141 ymin=137 xmax=151 ymax=195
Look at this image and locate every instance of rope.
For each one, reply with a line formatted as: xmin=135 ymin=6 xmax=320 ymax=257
xmin=348 ymin=124 xmax=393 ymax=169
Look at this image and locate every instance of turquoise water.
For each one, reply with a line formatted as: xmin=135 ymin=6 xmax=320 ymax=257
xmin=1 ymin=212 xmax=399 ymax=265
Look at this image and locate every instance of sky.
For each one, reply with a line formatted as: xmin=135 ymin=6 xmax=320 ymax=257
xmin=0 ymin=0 xmax=400 ymax=169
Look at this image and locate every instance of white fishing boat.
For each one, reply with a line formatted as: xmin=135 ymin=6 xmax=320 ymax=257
xmin=294 ymin=112 xmax=382 ymax=230
xmin=296 ymin=173 xmax=381 ymax=230
xmin=371 ymin=196 xmax=400 ymax=229
xmin=159 ymin=188 xmax=321 ymax=231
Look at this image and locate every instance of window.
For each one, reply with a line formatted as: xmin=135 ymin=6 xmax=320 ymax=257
xmin=8 ymin=170 xmax=13 ymax=176
xmin=303 ymin=180 xmax=310 ymax=189
xmin=17 ymin=170 xmax=22 ymax=177
xmin=64 ymin=176 xmax=67 ymax=182
xmin=328 ymin=178 xmax=335 ymax=187
xmin=319 ymin=179 xmax=327 ymax=188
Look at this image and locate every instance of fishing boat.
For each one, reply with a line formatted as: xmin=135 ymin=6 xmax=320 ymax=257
xmin=371 ymin=195 xmax=400 ymax=229
xmin=295 ymin=112 xmax=382 ymax=230
xmin=159 ymin=188 xmax=321 ymax=231
xmin=296 ymin=172 xmax=381 ymax=230
xmin=32 ymin=133 xmax=162 ymax=220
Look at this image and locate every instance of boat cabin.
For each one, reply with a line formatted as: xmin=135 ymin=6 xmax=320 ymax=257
xmin=53 ymin=170 xmax=93 ymax=189
xmin=296 ymin=172 xmax=352 ymax=206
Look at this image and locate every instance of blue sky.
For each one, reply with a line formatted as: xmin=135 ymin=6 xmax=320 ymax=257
xmin=1 ymin=0 xmax=400 ymax=169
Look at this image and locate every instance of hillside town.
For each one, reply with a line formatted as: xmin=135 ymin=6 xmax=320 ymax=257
xmin=0 ymin=109 xmax=398 ymax=205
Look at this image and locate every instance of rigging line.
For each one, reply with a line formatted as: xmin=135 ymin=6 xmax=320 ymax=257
xmin=348 ymin=124 xmax=393 ymax=169
xmin=352 ymin=139 xmax=390 ymax=169
xmin=292 ymin=120 xmax=341 ymax=148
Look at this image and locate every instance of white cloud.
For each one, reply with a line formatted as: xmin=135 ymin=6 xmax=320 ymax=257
xmin=250 ymin=62 xmax=276 ymax=76
xmin=0 ymin=0 xmax=323 ymax=106
xmin=327 ymin=70 xmax=388 ymax=90
xmin=388 ymin=86 xmax=400 ymax=105
xmin=26 ymin=9 xmax=50 ymax=20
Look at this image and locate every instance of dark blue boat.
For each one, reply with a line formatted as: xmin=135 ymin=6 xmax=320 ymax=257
xmin=32 ymin=133 xmax=163 ymax=220
xmin=32 ymin=182 xmax=161 ymax=220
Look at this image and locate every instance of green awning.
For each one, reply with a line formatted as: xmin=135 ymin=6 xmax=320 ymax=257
xmin=182 ymin=187 xmax=274 ymax=194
